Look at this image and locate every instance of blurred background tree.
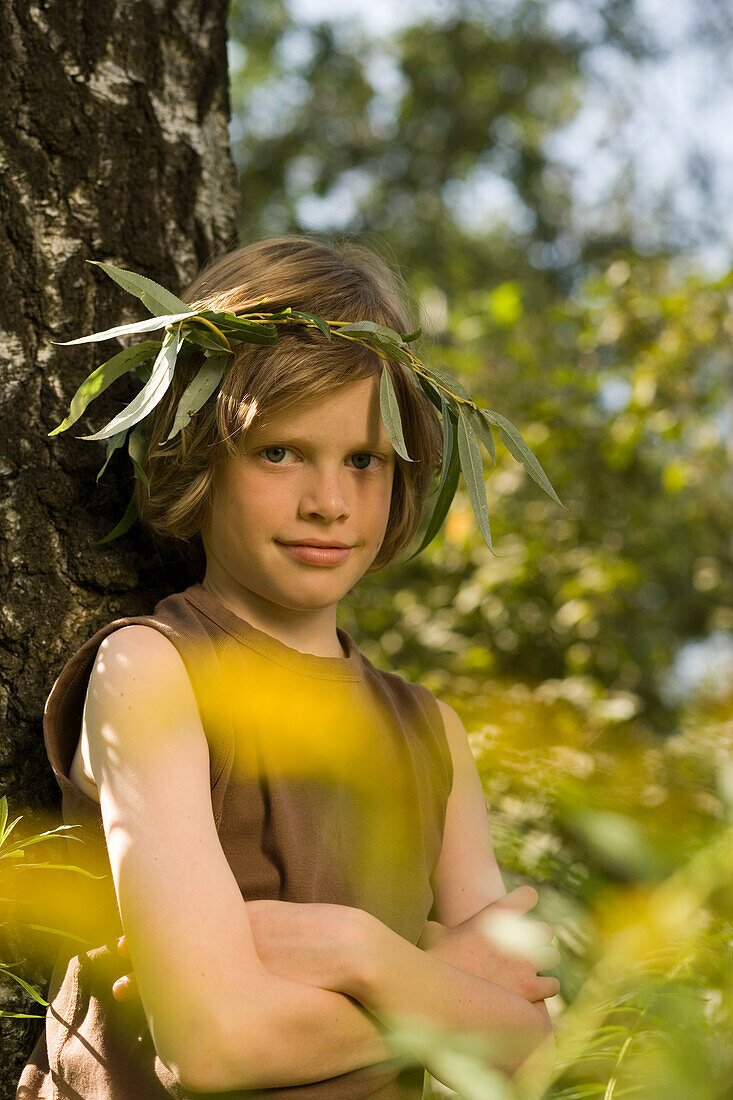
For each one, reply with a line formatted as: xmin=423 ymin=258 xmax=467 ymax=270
xmin=224 ymin=1 xmax=733 ymax=1096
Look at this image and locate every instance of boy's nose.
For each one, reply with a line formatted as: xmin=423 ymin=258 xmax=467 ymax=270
xmin=299 ymin=471 xmax=350 ymax=522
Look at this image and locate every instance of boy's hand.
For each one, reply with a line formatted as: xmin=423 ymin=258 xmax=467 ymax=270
xmin=111 ymin=900 xmax=369 ymax=1002
xmin=112 ymin=934 xmax=138 ymax=1002
xmin=418 ymin=885 xmax=561 ymax=1004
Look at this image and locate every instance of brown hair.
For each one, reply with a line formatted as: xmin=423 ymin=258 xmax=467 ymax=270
xmin=135 ymin=234 xmax=443 ymax=572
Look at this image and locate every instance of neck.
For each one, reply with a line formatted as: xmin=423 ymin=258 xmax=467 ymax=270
xmin=199 ymin=568 xmax=347 ymax=659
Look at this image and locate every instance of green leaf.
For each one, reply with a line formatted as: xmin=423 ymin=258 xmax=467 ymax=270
xmin=288 ymin=309 xmax=332 ymax=338
xmin=88 ymin=261 xmax=191 ymax=316
xmin=480 ymin=407 xmax=564 ymax=506
xmin=127 ymin=423 xmax=150 ymax=495
xmin=94 ymin=488 xmax=139 ymax=545
xmin=0 ymin=967 xmax=50 ymax=1006
xmin=164 ymin=352 xmax=228 ymax=443
xmin=457 ymin=406 xmax=494 ymax=554
xmin=53 ymin=310 xmax=195 ymax=347
xmin=196 ymin=311 xmax=278 ymax=344
xmin=423 ymin=365 xmax=474 ymax=405
xmin=335 ymin=323 xmax=413 ymax=365
xmin=0 ymin=814 xmax=21 ymax=849
xmin=465 ymin=405 xmax=496 ymax=465
xmin=417 ymin=374 xmax=443 ymax=413
xmin=405 ymin=438 xmax=460 ymax=561
xmin=47 ymin=342 xmax=161 ymax=437
xmin=338 ymin=320 xmax=405 ymax=343
xmin=180 ymin=325 xmax=232 ymax=353
xmin=78 ymin=325 xmax=185 ymax=441
xmin=379 ymin=366 xmax=413 ymax=462
xmin=0 ymin=796 xmax=7 ymax=842
xmin=402 ymin=327 xmax=422 ymax=343
xmin=135 ymin=357 xmax=154 ymax=384
xmin=436 ymin=397 xmax=456 ymax=498
xmin=96 ymin=429 xmax=127 ymax=482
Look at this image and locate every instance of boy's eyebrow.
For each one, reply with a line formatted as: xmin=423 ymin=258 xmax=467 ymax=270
xmin=246 ymin=433 xmax=394 ymax=455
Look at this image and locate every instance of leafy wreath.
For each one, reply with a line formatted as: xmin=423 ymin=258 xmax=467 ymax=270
xmin=50 ymin=261 xmax=563 ymax=553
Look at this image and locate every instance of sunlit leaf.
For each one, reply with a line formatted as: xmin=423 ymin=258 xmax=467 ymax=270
xmin=53 ymin=310 xmax=195 ymax=346
xmin=47 ymin=342 xmax=160 ymax=437
xmin=78 ymin=325 xmax=185 ymax=441
xmin=0 ymin=966 xmax=49 ymax=1006
xmin=87 ymin=260 xmax=191 ymax=316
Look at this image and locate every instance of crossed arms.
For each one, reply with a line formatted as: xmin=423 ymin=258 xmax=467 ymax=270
xmin=87 ymin=627 xmax=560 ymax=1092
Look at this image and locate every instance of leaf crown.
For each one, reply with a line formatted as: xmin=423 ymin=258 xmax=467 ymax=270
xmin=50 ymin=261 xmax=563 ymax=552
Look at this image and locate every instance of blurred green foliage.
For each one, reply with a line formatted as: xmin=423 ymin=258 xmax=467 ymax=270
xmin=226 ymin=1 xmax=733 ymax=1095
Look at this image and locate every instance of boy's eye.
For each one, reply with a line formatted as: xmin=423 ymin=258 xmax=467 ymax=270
xmin=261 ymin=446 xmax=296 ymax=464
xmin=259 ymin=448 xmax=382 ymax=470
xmin=350 ymin=452 xmax=381 ymax=471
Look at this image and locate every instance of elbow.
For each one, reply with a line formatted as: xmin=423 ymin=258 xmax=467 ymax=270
xmin=168 ymin=1007 xmax=284 ymax=1093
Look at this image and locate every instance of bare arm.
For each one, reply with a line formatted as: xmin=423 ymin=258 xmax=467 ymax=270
xmin=86 ymin=626 xmax=409 ymax=1092
xmin=95 ymin=639 xmax=555 ymax=1091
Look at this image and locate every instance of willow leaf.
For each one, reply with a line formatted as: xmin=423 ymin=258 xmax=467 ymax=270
xmin=402 ymin=327 xmax=422 ymax=343
xmin=405 ymin=439 xmax=460 ymax=561
xmin=437 ymin=395 xmax=456 ymax=498
xmin=379 ymin=366 xmax=413 ymax=462
xmin=457 ymin=406 xmax=493 ymax=554
xmin=127 ymin=423 xmax=150 ymax=494
xmin=180 ymin=325 xmax=232 ymax=353
xmin=79 ymin=325 xmax=185 ymax=441
xmin=423 ymin=364 xmax=474 ymax=405
xmin=338 ymin=320 xmax=405 ymax=343
xmin=288 ymin=309 xmax=331 ymax=338
xmin=417 ymin=373 xmax=443 ymax=413
xmin=54 ymin=310 xmax=195 ymax=347
xmin=94 ymin=488 xmax=139 ymax=545
xmin=481 ymin=407 xmax=563 ymax=506
xmin=165 ymin=352 xmax=228 ymax=443
xmin=96 ymin=429 xmax=128 ymax=482
xmin=88 ymin=261 xmax=191 ymax=316
xmin=47 ymin=342 xmax=160 ymax=437
xmin=465 ymin=405 xmax=496 ymax=465
xmin=0 ymin=796 xmax=8 ymax=840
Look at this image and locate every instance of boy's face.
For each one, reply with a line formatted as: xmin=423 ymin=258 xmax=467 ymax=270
xmin=201 ymin=374 xmax=397 ymax=614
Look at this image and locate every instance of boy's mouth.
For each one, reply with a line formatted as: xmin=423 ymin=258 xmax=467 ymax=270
xmin=276 ymin=540 xmax=353 ymax=565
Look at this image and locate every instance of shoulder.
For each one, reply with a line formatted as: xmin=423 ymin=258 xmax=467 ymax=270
xmin=86 ymin=624 xmax=203 ymax=747
xmin=95 ymin=623 xmax=182 ymax=665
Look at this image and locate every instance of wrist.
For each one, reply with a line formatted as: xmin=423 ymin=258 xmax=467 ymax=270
xmin=340 ymin=907 xmax=387 ymax=1001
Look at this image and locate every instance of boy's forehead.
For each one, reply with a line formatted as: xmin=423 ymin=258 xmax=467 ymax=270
xmin=250 ymin=377 xmax=391 ymax=446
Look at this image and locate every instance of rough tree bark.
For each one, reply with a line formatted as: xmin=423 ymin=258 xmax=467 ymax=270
xmin=0 ymin=0 xmax=238 ymax=1089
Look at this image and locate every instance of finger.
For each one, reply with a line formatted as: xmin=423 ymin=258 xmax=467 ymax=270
xmin=494 ymin=885 xmax=539 ymax=913
xmin=112 ymin=973 xmax=139 ymax=1002
xmin=117 ymin=935 xmax=130 ymax=958
xmin=533 ymin=975 xmax=561 ymax=1000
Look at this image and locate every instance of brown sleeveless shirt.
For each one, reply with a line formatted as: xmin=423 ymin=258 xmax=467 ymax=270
xmin=16 ymin=582 xmax=453 ymax=1099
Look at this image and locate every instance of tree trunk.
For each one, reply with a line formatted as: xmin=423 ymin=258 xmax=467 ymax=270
xmin=0 ymin=0 xmax=238 ymax=1089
